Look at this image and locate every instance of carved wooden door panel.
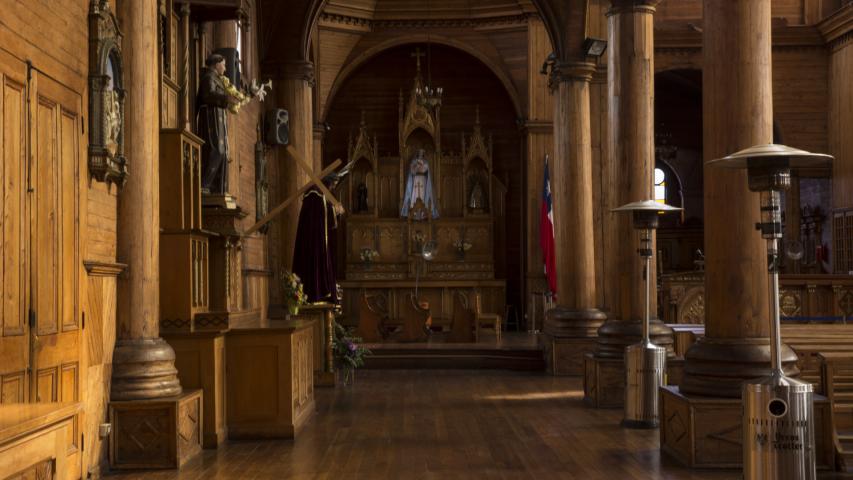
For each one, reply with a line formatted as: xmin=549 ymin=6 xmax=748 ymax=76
xmin=30 ymin=70 xmax=81 ymax=407
xmin=0 ymin=49 xmax=30 ymax=404
xmin=30 ymin=72 xmax=82 ymax=479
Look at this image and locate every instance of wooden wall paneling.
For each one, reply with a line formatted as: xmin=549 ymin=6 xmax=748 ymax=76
xmin=772 ymin=47 xmax=829 ymax=154
xmin=830 ymin=40 xmax=853 ymax=209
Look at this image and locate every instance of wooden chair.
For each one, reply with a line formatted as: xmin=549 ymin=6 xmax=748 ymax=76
xmin=356 ymin=293 xmax=386 ymax=343
xmin=447 ymin=291 xmax=475 ymax=343
xmin=473 ymin=292 xmax=501 ymax=342
xmin=397 ymin=293 xmax=430 ymax=342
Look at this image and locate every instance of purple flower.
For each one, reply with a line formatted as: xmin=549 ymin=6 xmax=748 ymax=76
xmin=347 ymin=341 xmax=357 ymax=353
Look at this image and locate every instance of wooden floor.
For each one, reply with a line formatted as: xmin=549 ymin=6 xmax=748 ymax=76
xmin=107 ymin=371 xmax=848 ymax=480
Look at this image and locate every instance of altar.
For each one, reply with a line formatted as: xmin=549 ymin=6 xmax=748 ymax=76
xmin=336 ymin=52 xmax=506 ymax=338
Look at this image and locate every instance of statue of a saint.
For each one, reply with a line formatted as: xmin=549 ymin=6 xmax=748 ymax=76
xmin=400 ymin=149 xmax=439 ymax=219
xmin=468 ymin=177 xmax=485 ymax=211
xmin=103 ymin=85 xmax=121 ymax=157
xmin=292 ymin=164 xmax=352 ymax=303
xmin=197 ymin=53 xmax=235 ymax=194
xmin=356 ymin=182 xmax=369 ymax=213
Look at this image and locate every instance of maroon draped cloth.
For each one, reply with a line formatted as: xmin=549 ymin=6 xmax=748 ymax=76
xmin=292 ymin=188 xmax=338 ymax=303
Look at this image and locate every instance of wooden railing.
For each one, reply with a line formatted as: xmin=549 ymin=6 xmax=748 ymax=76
xmin=661 ymin=272 xmax=853 ymax=325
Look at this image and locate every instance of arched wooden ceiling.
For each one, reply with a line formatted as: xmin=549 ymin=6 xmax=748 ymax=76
xmin=257 ymin=0 xmax=588 ymax=68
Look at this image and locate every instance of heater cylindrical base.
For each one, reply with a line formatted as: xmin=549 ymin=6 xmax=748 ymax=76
xmin=623 ymin=341 xmax=666 ymax=429
xmin=743 ymin=374 xmax=816 ymax=480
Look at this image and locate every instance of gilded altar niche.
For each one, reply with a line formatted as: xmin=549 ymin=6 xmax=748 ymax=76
xmin=339 ymin=54 xmax=506 ymax=330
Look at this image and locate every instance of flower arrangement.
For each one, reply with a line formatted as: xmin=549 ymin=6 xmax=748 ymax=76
xmin=360 ymin=248 xmax=380 ymax=264
xmin=332 ymin=322 xmax=371 ymax=385
xmin=280 ymin=269 xmax=307 ymax=315
xmin=453 ymin=239 xmax=473 ymax=253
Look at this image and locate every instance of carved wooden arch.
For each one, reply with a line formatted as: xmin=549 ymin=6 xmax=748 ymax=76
xmin=320 ymin=35 xmax=523 ymax=124
xmin=269 ymin=0 xmax=588 ymax=65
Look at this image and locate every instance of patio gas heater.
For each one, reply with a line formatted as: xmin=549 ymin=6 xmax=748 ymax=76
xmin=707 ymin=144 xmax=832 ymax=480
xmin=612 ymin=199 xmax=681 ymax=428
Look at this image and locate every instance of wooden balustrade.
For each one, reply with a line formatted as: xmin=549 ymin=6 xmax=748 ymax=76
xmin=661 ymin=273 xmax=853 ymax=325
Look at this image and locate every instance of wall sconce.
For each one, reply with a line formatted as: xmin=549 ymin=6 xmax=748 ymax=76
xmin=583 ymin=37 xmax=608 ymax=57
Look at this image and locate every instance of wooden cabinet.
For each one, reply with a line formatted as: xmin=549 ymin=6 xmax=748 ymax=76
xmin=226 ymin=320 xmax=315 ymax=438
xmin=160 ymin=131 xmax=212 ymax=332
xmin=0 ymin=404 xmax=79 ymax=480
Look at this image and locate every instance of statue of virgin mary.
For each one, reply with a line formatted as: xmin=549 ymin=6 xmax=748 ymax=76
xmin=400 ymin=149 xmax=439 ymax=219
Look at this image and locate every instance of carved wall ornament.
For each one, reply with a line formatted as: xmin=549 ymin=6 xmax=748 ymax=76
xmin=678 ymin=289 xmax=704 ymax=324
xmin=780 ymin=288 xmax=803 ymax=318
xmin=88 ymin=0 xmax=128 ymax=188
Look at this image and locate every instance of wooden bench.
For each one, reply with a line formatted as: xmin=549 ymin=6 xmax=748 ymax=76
xmin=820 ymin=352 xmax=853 ymax=472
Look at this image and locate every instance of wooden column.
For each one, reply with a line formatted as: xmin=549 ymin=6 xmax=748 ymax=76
xmin=681 ymin=0 xmax=798 ymax=397
xmin=268 ymin=62 xmax=314 ymax=313
xmin=595 ymin=0 xmax=673 ymax=359
xmin=544 ymin=63 xmax=606 ymax=337
xmin=179 ymin=3 xmax=191 ymax=132
xmin=112 ymin=0 xmax=181 ymax=401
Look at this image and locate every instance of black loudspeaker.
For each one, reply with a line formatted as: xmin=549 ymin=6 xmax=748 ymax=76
xmin=214 ymin=47 xmax=241 ymax=88
xmin=265 ymin=109 xmax=289 ymax=146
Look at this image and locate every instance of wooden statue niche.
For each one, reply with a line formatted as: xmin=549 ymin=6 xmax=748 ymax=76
xmin=346 ymin=111 xmax=379 ymax=216
xmin=88 ymin=0 xmax=128 ymax=188
xmin=462 ymin=106 xmax=493 ymax=216
xmin=399 ymin=51 xmax=441 ymax=220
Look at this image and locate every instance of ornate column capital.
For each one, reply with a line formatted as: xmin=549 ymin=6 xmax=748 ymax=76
xmin=607 ymin=0 xmax=661 ymax=16
xmin=263 ymin=60 xmax=316 ymax=86
xmin=548 ymin=61 xmax=597 ymax=90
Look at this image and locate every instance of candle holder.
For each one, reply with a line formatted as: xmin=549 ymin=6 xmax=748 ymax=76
xmin=708 ymin=143 xmax=832 ymax=480
xmin=612 ymin=199 xmax=681 ymax=428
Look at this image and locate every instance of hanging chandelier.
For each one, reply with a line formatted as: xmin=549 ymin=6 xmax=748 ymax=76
xmin=416 ymin=0 xmax=443 ymax=109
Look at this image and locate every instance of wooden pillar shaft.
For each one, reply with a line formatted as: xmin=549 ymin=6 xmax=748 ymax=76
xmin=113 ymin=0 xmax=181 ymax=401
xmin=595 ymin=0 xmax=674 ymax=358
xmin=544 ymin=64 xmax=606 ymax=338
xmin=267 ymin=62 xmax=314 ymax=313
xmin=681 ymin=0 xmax=799 ymax=397
xmin=552 ymin=65 xmax=597 ymax=309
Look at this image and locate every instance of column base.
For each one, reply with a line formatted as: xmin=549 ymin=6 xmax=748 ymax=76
xmin=583 ymin=353 xmax=624 ymax=408
xmin=660 ymin=385 xmax=833 ymax=469
xmin=583 ymin=354 xmax=686 ymax=408
xmin=543 ymin=307 xmax=606 ymax=375
xmin=680 ymin=337 xmax=799 ymax=397
xmin=111 ymin=338 xmax=182 ymax=401
xmin=543 ymin=335 xmax=598 ymax=375
xmin=163 ymin=332 xmax=227 ymax=449
xmin=109 ymin=389 xmax=203 ymax=469
xmin=595 ymin=319 xmax=675 ymax=359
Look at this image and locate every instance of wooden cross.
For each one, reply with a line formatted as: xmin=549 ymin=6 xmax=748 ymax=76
xmin=411 ymin=48 xmax=426 ymax=72
xmin=244 ymin=156 xmax=343 ymax=236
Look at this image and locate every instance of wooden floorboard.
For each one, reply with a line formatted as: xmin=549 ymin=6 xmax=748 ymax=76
xmin=105 ymin=370 xmax=850 ymax=479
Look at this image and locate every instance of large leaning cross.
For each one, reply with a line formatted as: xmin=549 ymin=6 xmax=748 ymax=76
xmin=244 ymin=145 xmax=343 ymax=235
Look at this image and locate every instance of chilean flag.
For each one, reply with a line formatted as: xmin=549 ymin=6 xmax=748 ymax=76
xmin=540 ymin=155 xmax=557 ymax=294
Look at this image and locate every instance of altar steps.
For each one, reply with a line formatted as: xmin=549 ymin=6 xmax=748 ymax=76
xmin=362 ymin=333 xmax=546 ymax=371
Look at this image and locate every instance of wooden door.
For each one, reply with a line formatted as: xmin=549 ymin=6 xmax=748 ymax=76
xmin=0 ymin=48 xmax=30 ymax=404
xmin=0 ymin=50 xmax=82 ymax=477
xmin=30 ymin=68 xmax=81 ymax=407
xmin=30 ymin=68 xmax=83 ymax=477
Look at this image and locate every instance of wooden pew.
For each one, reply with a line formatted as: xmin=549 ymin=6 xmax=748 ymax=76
xmin=357 ymin=293 xmax=387 ymax=343
xmin=820 ymin=352 xmax=853 ymax=472
xmin=447 ymin=291 xmax=475 ymax=343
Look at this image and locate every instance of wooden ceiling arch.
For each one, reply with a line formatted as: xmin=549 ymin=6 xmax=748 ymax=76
xmin=258 ymin=0 xmax=590 ymax=67
xmin=319 ymin=34 xmax=524 ymax=124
